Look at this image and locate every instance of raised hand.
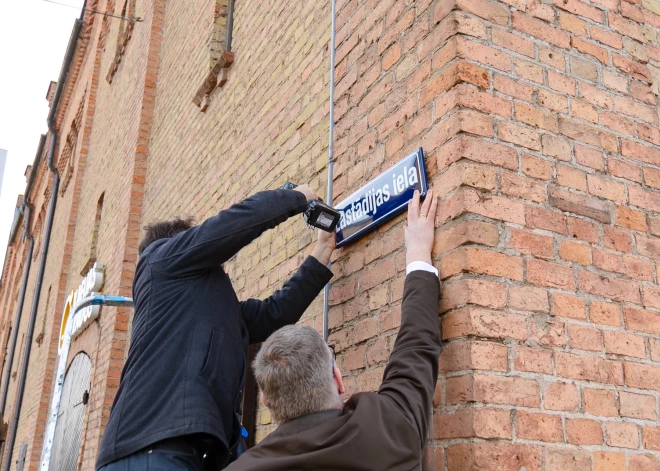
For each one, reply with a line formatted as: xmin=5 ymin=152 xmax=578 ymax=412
xmin=405 ymin=190 xmax=437 ymax=266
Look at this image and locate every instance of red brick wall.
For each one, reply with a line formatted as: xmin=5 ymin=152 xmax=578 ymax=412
xmin=2 ymin=0 xmax=660 ymax=470
xmin=327 ymin=0 xmax=660 ymax=469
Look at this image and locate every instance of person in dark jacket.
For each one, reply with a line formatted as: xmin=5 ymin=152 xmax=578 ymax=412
xmin=96 ymin=186 xmax=336 ymax=471
xmin=225 ymin=190 xmax=441 ymax=471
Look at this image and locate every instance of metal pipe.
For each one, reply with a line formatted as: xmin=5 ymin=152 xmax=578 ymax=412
xmin=0 ymin=132 xmax=46 ymax=418
xmin=8 ymin=134 xmax=46 ymax=246
xmin=226 ymin=0 xmax=236 ymax=52
xmin=322 ymin=0 xmax=337 ymax=343
xmin=0 ymin=207 xmax=34 ymax=416
xmin=3 ymin=16 xmax=81 ymax=471
xmin=3 ymin=176 xmax=59 ymax=471
xmin=72 ymin=295 xmax=134 ymax=314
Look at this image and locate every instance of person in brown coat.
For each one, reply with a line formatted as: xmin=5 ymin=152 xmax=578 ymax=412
xmin=225 ymin=190 xmax=441 ymax=471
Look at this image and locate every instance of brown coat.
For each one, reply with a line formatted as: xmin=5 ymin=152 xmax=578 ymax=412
xmin=226 ymin=271 xmax=442 ymax=471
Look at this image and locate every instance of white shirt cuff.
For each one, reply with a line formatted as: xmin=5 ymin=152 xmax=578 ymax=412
xmin=406 ymin=261 xmax=439 ymax=278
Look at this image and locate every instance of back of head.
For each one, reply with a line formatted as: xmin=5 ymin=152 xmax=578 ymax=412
xmin=254 ymin=325 xmax=338 ymax=424
xmin=138 ymin=217 xmax=194 ymax=255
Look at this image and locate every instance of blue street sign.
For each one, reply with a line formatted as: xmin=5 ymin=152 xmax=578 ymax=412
xmin=335 ymin=148 xmax=428 ymax=248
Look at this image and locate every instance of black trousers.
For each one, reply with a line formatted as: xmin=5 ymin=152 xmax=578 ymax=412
xmin=98 ymin=438 xmax=204 ymax=471
xmin=98 ymin=437 xmax=247 ymax=471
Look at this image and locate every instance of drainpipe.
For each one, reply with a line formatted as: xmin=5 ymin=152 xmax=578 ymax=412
xmin=322 ymin=0 xmax=337 ymax=342
xmin=2 ymin=17 xmax=81 ymax=471
xmin=226 ymin=0 xmax=235 ymax=52
xmin=0 ymin=133 xmax=45 ymax=416
xmin=0 ymin=206 xmax=35 ymax=417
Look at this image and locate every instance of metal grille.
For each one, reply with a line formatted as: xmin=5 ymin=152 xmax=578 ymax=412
xmin=48 ymin=353 xmax=91 ymax=471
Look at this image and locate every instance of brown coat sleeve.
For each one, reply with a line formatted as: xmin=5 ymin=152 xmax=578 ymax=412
xmin=377 ymin=271 xmax=442 ymax=445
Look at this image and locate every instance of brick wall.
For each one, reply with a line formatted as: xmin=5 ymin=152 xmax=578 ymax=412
xmin=327 ymin=0 xmax=660 ymax=469
xmin=2 ymin=0 xmax=660 ymax=470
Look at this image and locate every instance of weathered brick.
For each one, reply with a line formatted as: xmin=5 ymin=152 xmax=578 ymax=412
xmin=590 ymin=301 xmax=622 ymax=326
xmin=473 ymin=374 xmax=540 ymax=407
xmin=517 ymin=412 xmax=563 ymax=442
xmin=553 ymin=293 xmax=586 ymax=320
xmin=616 ymin=206 xmax=647 ymax=231
xmin=624 ymin=256 xmax=654 ymax=281
xmin=625 ymin=362 xmax=660 ymax=391
xmin=604 ymin=422 xmax=639 ymax=449
xmin=620 ymin=391 xmax=657 ymax=420
xmin=572 ymin=37 xmax=609 ymax=64
xmin=441 ymin=247 xmax=523 ymax=280
xmin=559 ymin=240 xmax=591 ymax=265
xmin=592 ymin=248 xmax=624 ymax=273
xmin=559 ymin=11 xmax=588 ymax=35
xmin=538 ymin=88 xmax=570 ymax=113
xmin=544 ymin=381 xmax=579 ymax=411
xmin=501 ymin=173 xmax=547 ymax=203
xmin=566 ymin=418 xmax=604 ymax=445
xmin=508 ymin=229 xmax=554 ymax=259
xmin=531 ymin=317 xmax=567 ymax=347
xmin=527 ymin=258 xmax=575 ymax=290
xmin=494 ymin=73 xmax=534 ymax=101
xmin=644 ymin=426 xmax=660 ymax=451
xmin=515 ymin=346 xmax=553 ymax=374
xmin=575 ymin=145 xmax=605 ymax=171
xmin=605 ymin=331 xmax=646 ymax=358
xmin=604 ymin=226 xmax=633 ymax=252
xmin=549 ymin=185 xmax=612 ymax=223
xmin=558 ymin=117 xmax=618 ymax=152
xmin=492 ymin=29 xmax=534 ymax=57
xmin=637 ymin=234 xmax=660 ymax=260
xmin=593 ymin=452 xmax=626 ymax=471
xmin=608 ymin=158 xmax=642 ymax=184
xmin=584 ymin=388 xmax=619 ymax=417
xmin=442 ymin=306 xmax=528 ymax=340
xmin=557 ymin=165 xmax=587 ymax=191
xmin=567 ymin=216 xmax=599 ymax=243
xmin=555 ymin=352 xmax=624 ymax=384
xmin=441 ymin=278 xmax=508 ymax=312
xmin=613 ymin=53 xmax=653 ymax=82
xmin=434 ymin=220 xmax=500 ymax=254
xmin=549 ymin=70 xmax=577 ymax=95
xmin=579 ymin=270 xmax=639 ymax=303
xmin=526 ymin=206 xmax=568 ymax=234
xmin=447 ymin=443 xmax=542 ymax=471
xmin=512 ymin=12 xmax=571 ymax=49
xmin=587 ymin=174 xmax=626 ymax=203
xmin=473 ymin=408 xmax=512 ymax=439
xmin=629 ymin=454 xmax=660 ymax=471
xmin=624 ymin=306 xmax=660 ymax=335
xmin=522 ymin=154 xmax=553 ymax=180
xmin=591 ymin=26 xmax=624 ymax=49
xmin=498 ymin=121 xmax=541 ymax=150
xmin=542 ymin=134 xmax=572 ymax=161
xmin=568 ymin=324 xmax=603 ymax=351
xmin=440 ymin=340 xmax=509 ymax=373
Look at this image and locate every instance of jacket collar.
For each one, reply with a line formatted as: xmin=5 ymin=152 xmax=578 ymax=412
xmin=269 ymin=409 xmax=343 ymax=439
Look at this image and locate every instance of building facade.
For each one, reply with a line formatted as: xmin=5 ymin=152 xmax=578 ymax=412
xmin=1 ymin=0 xmax=660 ymax=470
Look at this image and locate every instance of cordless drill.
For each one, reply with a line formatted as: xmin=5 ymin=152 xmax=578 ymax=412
xmin=282 ymin=182 xmax=340 ymax=232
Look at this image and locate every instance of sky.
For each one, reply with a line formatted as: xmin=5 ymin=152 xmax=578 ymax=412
xmin=0 ymin=0 xmax=85 ymax=269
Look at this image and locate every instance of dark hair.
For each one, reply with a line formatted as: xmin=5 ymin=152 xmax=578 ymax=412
xmin=138 ymin=217 xmax=194 ymax=255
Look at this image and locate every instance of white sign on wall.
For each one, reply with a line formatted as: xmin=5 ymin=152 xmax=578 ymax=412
xmin=58 ymin=262 xmax=105 ymax=354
